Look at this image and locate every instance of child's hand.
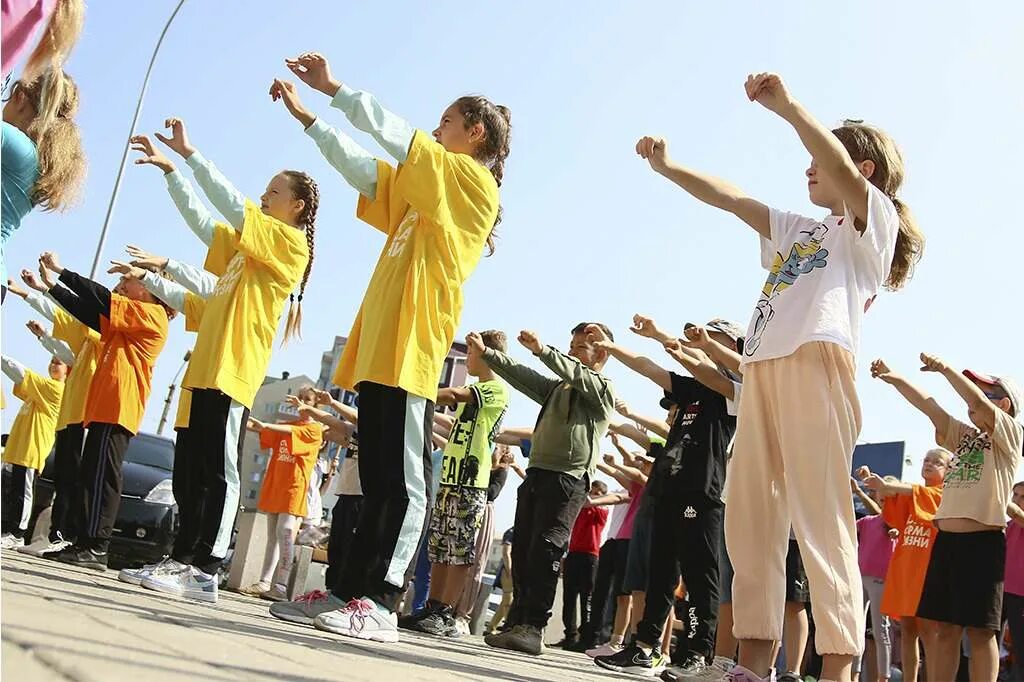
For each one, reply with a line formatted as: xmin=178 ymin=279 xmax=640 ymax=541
xmin=861 ymin=473 xmax=885 ymax=492
xmin=25 ymin=320 xmax=46 ymax=338
xmin=855 ymin=465 xmax=872 ymax=481
xmin=125 ymin=245 xmax=168 ymax=272
xmin=284 ymin=394 xmax=301 ymax=407
xmin=518 ymin=330 xmax=543 ymax=354
xmin=312 ymin=389 xmax=332 ymax=406
xmin=602 ymin=453 xmax=616 ymax=467
xmin=466 ymin=331 xmax=485 ymax=355
xmin=129 ymin=134 xmax=175 ymax=173
xmin=919 ymin=353 xmax=950 ymax=374
xmin=6 ymin=277 xmax=27 ymax=298
xmin=630 ymin=314 xmax=664 ymax=340
xmin=584 ymin=324 xmax=613 ymax=350
xmin=614 ymin=399 xmax=632 ymax=418
xmin=849 ymin=477 xmax=861 ymax=494
xmin=269 ymin=79 xmax=314 ymax=127
xmin=285 ymin=52 xmax=341 ymax=96
xmin=744 ymin=73 xmax=796 ymax=116
xmin=155 ymin=118 xmax=196 ymax=159
xmin=247 ymin=417 xmax=265 ymax=432
xmin=107 ymin=260 xmax=147 ymax=280
xmin=19 ymin=268 xmax=42 ymax=293
xmin=682 ymin=325 xmax=712 ymax=350
xmin=663 ymin=338 xmax=689 ymax=364
xmin=37 ymin=262 xmax=56 ymax=290
xmin=870 ymin=359 xmax=897 ymax=383
xmin=39 ymin=251 xmax=63 ymax=275
xmin=635 ymin=136 xmax=669 ymax=173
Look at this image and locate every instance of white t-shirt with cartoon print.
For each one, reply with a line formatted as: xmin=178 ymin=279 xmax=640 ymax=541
xmin=741 ymin=183 xmax=898 ymax=365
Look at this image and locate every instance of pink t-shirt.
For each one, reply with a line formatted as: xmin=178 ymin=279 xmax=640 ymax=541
xmin=614 ymin=482 xmax=645 ymax=541
xmin=857 ymin=515 xmax=895 ymax=580
xmin=1 ymin=0 xmax=57 ymax=78
xmin=1007 ymin=522 xmax=1024 ymax=597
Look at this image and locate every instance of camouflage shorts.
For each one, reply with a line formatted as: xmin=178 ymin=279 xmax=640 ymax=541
xmin=427 ymin=485 xmax=487 ymax=566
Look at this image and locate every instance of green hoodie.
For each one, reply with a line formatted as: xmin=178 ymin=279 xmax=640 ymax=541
xmin=481 ymin=345 xmax=616 ymax=479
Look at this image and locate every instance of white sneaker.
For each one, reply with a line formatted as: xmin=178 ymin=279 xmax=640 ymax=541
xmin=1 ymin=534 xmax=25 ymax=550
xmin=142 ymin=565 xmax=218 ymax=603
xmin=454 ymin=615 xmax=471 ymax=636
xmin=587 ymin=641 xmax=624 ymax=658
xmin=314 ymin=597 xmax=400 ymax=642
xmin=17 ymin=537 xmax=68 ymax=556
xmin=118 ymin=557 xmax=185 ymax=586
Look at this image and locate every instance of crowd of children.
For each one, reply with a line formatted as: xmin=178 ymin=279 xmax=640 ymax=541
xmin=1 ymin=25 xmax=1022 ymax=682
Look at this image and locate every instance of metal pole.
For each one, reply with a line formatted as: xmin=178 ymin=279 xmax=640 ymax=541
xmin=156 ymin=350 xmax=190 ymax=436
xmin=88 ymin=0 xmax=187 ymax=278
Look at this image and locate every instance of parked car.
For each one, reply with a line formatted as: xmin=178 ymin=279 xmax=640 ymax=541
xmin=21 ymin=432 xmax=178 ymax=567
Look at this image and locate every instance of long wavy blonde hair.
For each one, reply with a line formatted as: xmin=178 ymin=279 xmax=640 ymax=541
xmin=18 ymin=70 xmax=86 ymax=211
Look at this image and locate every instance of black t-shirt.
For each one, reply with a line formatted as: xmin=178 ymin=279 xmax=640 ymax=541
xmin=646 ymin=372 xmax=736 ymax=503
xmin=487 ymin=466 xmax=509 ymax=502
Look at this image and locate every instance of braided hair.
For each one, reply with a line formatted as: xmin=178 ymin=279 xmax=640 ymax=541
xmin=453 ymin=96 xmax=511 ymax=255
xmin=281 ymin=170 xmax=319 ymax=344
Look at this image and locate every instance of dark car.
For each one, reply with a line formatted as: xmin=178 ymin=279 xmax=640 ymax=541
xmin=25 ymin=432 xmax=178 ymax=567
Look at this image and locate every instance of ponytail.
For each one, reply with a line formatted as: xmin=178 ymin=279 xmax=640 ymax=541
xmin=833 ymin=122 xmax=923 ymax=291
xmin=22 ymin=0 xmax=85 ymax=83
xmin=281 ymin=171 xmax=319 ymax=344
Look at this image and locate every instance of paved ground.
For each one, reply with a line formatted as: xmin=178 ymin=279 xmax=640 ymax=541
xmin=1 ymin=551 xmax=634 ymax=681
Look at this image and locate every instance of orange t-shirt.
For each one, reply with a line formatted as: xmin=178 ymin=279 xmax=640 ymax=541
xmin=84 ymin=295 xmax=169 ymax=434
xmin=879 ymin=484 xmax=943 ymax=618
xmin=256 ymin=420 xmax=323 ymax=517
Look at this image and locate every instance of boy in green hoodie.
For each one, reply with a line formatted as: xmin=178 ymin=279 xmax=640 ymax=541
xmin=480 ymin=323 xmax=617 ymax=656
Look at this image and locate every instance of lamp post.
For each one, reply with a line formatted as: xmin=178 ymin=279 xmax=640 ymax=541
xmin=157 ymin=349 xmax=191 ymax=436
xmin=88 ymin=0 xmax=187 ymax=278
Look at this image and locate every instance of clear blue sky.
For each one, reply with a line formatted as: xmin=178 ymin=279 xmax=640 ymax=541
xmin=4 ymin=1 xmax=1023 ymax=534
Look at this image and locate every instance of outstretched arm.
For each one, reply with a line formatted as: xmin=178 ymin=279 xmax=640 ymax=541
xmin=608 ymin=420 xmax=653 ymax=451
xmin=921 ymin=353 xmax=1001 ymax=435
xmin=285 ymin=53 xmax=415 ymax=163
xmin=745 ymin=73 xmax=871 ymax=229
xmin=683 ymin=325 xmax=743 ymax=377
xmin=269 ymin=78 xmax=379 ymax=199
xmin=635 ymin=136 xmax=770 ymax=238
xmin=25 ymin=320 xmax=75 ymax=366
xmin=871 ymin=359 xmax=953 ymax=438
xmin=131 ymin=134 xmax=217 ymax=246
xmin=663 ymin=340 xmax=735 ymax=399
xmin=851 ymin=479 xmax=882 ymax=516
xmin=480 ymin=345 xmax=559 ymax=406
xmin=164 ymin=258 xmax=218 ymax=298
xmin=1 ymin=355 xmax=26 ymax=384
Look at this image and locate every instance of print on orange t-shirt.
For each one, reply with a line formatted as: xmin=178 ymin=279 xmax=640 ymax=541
xmin=85 ymin=296 xmax=169 ymax=434
xmin=256 ymin=420 xmax=324 ymax=517
xmin=880 ymin=484 xmax=943 ymax=618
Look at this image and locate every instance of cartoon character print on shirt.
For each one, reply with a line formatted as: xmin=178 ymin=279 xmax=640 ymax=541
xmin=945 ymin=429 xmax=989 ymax=489
xmin=387 ymin=210 xmax=418 ymax=258
xmin=746 ymin=221 xmax=832 ymax=356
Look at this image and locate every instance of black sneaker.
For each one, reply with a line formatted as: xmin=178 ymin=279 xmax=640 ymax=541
xmin=413 ymin=605 xmax=459 ymax=637
xmin=551 ymin=635 xmax=579 ymax=648
xmin=566 ymin=637 xmax=596 ymax=653
xmin=594 ymin=644 xmax=654 ymax=675
xmin=776 ymin=672 xmax=801 ymax=682
xmin=398 ymin=600 xmax=442 ymax=630
xmin=56 ymin=547 xmax=108 ymax=571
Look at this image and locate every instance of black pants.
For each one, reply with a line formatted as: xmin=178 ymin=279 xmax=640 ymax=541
xmin=587 ymin=538 xmax=626 ymax=643
xmin=508 ymin=468 xmax=589 ymax=629
xmin=50 ymin=423 xmax=85 ymax=542
xmin=637 ymin=497 xmax=722 ymax=662
xmin=2 ymin=463 xmax=36 ymax=537
xmin=77 ymin=423 xmax=132 ymax=553
xmin=325 ymin=494 xmax=364 ymax=588
xmin=172 ymin=389 xmax=248 ymax=574
xmin=333 ymin=382 xmax=434 ymax=612
xmin=562 ymin=551 xmax=599 ymax=639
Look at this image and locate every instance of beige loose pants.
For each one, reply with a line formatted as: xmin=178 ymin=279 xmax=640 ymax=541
xmin=725 ymin=342 xmax=864 ymax=655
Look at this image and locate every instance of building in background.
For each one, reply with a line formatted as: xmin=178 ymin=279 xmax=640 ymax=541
xmin=238 ymin=372 xmax=317 ymax=508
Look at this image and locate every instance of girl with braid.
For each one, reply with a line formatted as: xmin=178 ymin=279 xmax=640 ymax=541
xmin=265 ymin=52 xmax=510 ymax=644
xmin=129 ymin=121 xmax=315 ymax=605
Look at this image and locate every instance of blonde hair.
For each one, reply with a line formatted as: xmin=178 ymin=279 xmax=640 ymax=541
xmin=924 ymin=447 xmax=953 ymax=466
xmin=18 ymin=70 xmax=86 ymax=211
xmin=280 ymin=171 xmax=319 ymax=345
xmin=833 ymin=122 xmax=924 ymax=291
xmin=21 ymin=0 xmax=85 ymax=83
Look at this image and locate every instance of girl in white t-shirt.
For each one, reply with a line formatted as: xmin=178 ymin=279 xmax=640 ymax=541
xmin=636 ymin=73 xmax=923 ymax=682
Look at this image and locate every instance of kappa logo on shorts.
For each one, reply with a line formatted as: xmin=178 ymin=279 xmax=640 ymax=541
xmin=683 ymin=506 xmax=697 ymax=519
